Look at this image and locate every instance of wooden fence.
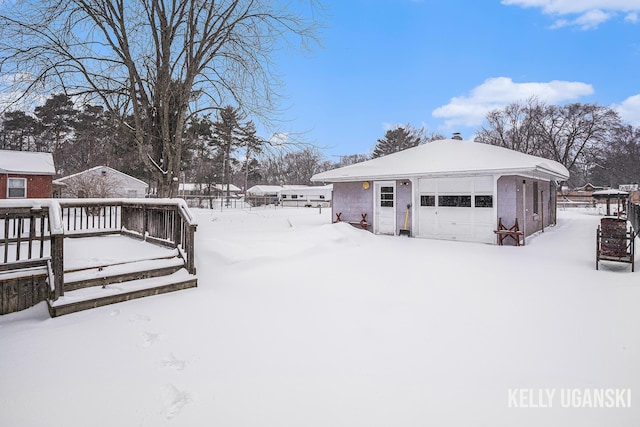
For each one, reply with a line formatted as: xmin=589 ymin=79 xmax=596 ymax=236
xmin=1 ymin=198 xmax=197 ymax=314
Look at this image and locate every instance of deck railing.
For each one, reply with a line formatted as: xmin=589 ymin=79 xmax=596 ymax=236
xmin=1 ymin=198 xmax=197 ymax=306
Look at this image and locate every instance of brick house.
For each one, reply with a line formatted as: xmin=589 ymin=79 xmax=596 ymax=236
xmin=0 ymin=150 xmax=56 ymax=199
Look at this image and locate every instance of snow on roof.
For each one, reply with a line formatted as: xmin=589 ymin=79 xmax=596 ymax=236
xmin=247 ymin=184 xmax=325 ymax=196
xmin=53 ymin=166 xmax=148 ymax=187
xmin=213 ymin=183 xmax=241 ymax=192
xmin=0 ymin=150 xmax=55 ymax=175
xmin=592 ymin=189 xmax=629 ymax=197
xmin=280 ymin=185 xmax=333 ymax=195
xmin=311 ymin=139 xmax=570 ymax=182
xmin=247 ymin=185 xmax=284 ymax=195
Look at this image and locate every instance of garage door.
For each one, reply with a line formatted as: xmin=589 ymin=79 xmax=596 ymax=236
xmin=417 ymin=177 xmax=495 ymax=243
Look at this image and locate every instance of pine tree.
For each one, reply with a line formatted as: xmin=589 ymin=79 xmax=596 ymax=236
xmin=371 ymin=125 xmax=425 ymax=158
xmin=210 ymin=106 xmax=245 ymax=198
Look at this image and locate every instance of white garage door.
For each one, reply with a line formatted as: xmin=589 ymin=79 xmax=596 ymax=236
xmin=417 ymin=177 xmax=495 ymax=243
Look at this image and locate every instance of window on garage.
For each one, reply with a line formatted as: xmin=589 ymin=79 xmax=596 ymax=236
xmin=533 ymin=182 xmax=539 ymax=214
xmin=438 ymin=195 xmax=471 ymax=207
xmin=420 ymin=195 xmax=435 ymax=206
xmin=380 ymin=186 xmax=394 ymax=207
xmin=7 ymin=177 xmax=27 ymax=198
xmin=474 ymin=195 xmax=493 ymax=207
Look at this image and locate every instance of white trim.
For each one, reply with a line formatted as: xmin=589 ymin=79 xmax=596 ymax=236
xmin=7 ymin=177 xmax=27 ymax=198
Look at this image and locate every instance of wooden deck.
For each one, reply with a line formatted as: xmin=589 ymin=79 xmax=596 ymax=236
xmin=1 ymin=199 xmax=198 ymax=316
xmin=47 ymin=235 xmax=197 ymax=317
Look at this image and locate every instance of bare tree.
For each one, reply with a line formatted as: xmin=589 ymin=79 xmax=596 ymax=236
xmin=477 ymin=100 xmax=621 ymax=184
xmin=61 ymin=174 xmax=123 ymax=198
xmin=475 ymin=98 xmax=544 ymax=156
xmin=0 ymin=0 xmax=323 ymax=196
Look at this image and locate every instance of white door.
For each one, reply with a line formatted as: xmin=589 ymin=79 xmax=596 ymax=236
xmin=417 ymin=177 xmax=495 ymax=243
xmin=374 ymin=181 xmax=396 ymax=235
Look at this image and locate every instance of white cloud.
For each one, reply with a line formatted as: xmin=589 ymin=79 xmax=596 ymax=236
xmin=432 ymin=77 xmax=594 ymax=128
xmin=502 ymin=0 xmax=640 ymax=29
xmin=613 ymin=94 xmax=640 ymax=125
xmin=573 ymin=9 xmax=612 ymax=29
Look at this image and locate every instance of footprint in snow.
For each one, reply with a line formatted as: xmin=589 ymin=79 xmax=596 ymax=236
xmin=162 ymin=353 xmax=187 ymax=371
xmin=129 ymin=314 xmax=151 ymax=323
xmin=141 ymin=331 xmax=160 ymax=348
xmin=160 ymin=384 xmax=192 ymax=419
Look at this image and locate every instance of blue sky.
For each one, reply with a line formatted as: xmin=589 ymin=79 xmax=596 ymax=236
xmin=274 ymin=0 xmax=640 ymax=159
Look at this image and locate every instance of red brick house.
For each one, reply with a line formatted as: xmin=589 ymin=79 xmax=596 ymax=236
xmin=0 ymin=150 xmax=56 ymax=199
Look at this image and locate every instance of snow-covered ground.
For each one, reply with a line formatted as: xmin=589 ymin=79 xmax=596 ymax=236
xmin=1 ymin=206 xmax=638 ymax=426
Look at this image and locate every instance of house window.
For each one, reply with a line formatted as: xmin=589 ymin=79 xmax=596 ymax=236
xmin=533 ymin=182 xmax=539 ymax=214
xmin=282 ymin=195 xmax=287 ymax=199
xmin=7 ymin=178 xmax=27 ymax=198
xmin=438 ymin=195 xmax=471 ymax=207
xmin=291 ymin=195 xmax=297 ymax=199
xmin=420 ymin=195 xmax=435 ymax=206
xmin=319 ymin=195 xmax=325 ymax=199
xmin=475 ymin=195 xmax=493 ymax=208
xmin=380 ymin=186 xmax=394 ymax=207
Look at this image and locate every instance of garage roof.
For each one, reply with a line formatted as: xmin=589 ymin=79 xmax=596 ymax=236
xmin=312 ymin=139 xmax=570 ymax=183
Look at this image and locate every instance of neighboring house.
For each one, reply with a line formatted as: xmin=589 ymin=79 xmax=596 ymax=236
xmin=212 ymin=183 xmax=242 ymax=197
xmin=311 ymin=138 xmax=569 ymax=244
xmin=247 ymin=185 xmax=284 ymax=198
xmin=0 ymin=150 xmax=56 ymax=199
xmin=558 ymin=182 xmax=605 ymax=206
xmin=53 ymin=166 xmax=148 ymax=198
xmin=179 ymin=183 xmax=209 ymax=196
xmin=246 ymin=185 xmax=283 ymax=205
xmin=280 ymin=184 xmax=333 ymax=207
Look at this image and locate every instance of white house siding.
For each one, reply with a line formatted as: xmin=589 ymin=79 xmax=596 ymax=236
xmin=331 ymin=182 xmax=374 ymax=225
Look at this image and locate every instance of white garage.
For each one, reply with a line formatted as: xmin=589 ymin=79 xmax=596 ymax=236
xmin=312 ymin=138 xmax=570 ymax=244
xmin=417 ymin=176 xmax=495 ymax=243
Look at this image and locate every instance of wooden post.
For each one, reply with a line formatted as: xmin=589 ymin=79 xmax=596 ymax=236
xmin=173 ymin=207 xmax=181 ymax=246
xmin=3 ymin=213 xmax=9 ymax=263
xmin=541 ymin=190 xmax=544 ymax=233
xmin=186 ymin=224 xmax=197 ymax=274
xmin=51 ymin=234 xmax=64 ymax=299
xmin=143 ymin=205 xmax=148 ymax=238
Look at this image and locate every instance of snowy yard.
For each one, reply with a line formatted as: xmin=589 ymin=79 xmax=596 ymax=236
xmin=1 ymin=207 xmax=639 ymax=426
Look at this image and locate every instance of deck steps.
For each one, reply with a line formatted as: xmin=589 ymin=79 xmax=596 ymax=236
xmin=64 ymin=256 xmax=185 ymax=291
xmin=49 ymin=268 xmax=197 ymax=317
xmin=48 ymin=254 xmax=197 ymax=317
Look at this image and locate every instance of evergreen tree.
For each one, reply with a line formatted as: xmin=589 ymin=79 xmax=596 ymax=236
xmin=64 ymin=104 xmax=112 ymax=173
xmin=240 ymin=122 xmax=264 ymax=192
xmin=371 ymin=125 xmax=426 ymax=158
xmin=34 ymin=94 xmax=78 ymax=174
xmin=1 ymin=110 xmax=40 ymax=151
xmin=210 ymin=106 xmax=246 ymax=198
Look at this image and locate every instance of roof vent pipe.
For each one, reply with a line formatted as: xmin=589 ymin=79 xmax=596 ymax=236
xmin=452 ymin=132 xmax=462 ymax=140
